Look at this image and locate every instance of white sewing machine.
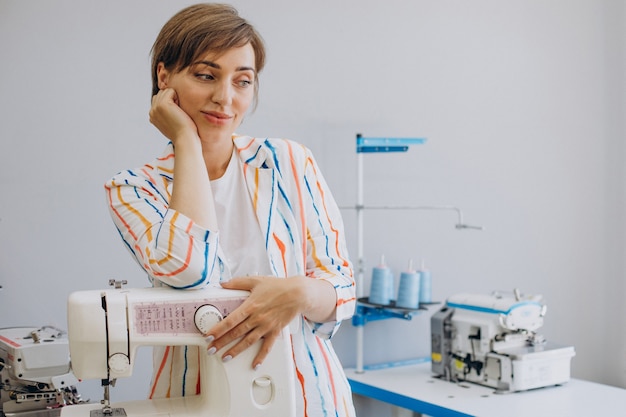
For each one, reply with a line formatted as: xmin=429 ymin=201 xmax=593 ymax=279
xmin=0 ymin=326 xmax=83 ymax=416
xmin=431 ymin=289 xmax=575 ymax=393
xmin=60 ymin=284 xmax=296 ymax=417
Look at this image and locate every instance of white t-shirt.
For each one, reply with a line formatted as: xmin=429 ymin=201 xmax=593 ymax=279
xmin=211 ymin=150 xmax=272 ymax=278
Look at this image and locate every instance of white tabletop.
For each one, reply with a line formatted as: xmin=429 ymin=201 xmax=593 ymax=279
xmin=345 ymin=362 xmax=626 ymax=417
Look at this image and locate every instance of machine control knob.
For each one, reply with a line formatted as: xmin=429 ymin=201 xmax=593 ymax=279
xmin=108 ymin=353 xmax=130 ymax=374
xmin=194 ymin=304 xmax=223 ymax=334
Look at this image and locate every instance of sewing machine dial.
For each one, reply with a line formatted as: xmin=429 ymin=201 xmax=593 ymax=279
xmin=194 ymin=304 xmax=224 ymax=334
xmin=108 ymin=352 xmax=130 ymax=373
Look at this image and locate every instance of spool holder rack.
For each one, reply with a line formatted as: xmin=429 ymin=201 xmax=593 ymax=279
xmin=342 ymin=134 xmax=482 ymax=373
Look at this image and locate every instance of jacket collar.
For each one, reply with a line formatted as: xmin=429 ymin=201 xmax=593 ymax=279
xmin=155 ymin=135 xmax=274 ymax=174
xmin=233 ymin=135 xmax=276 ymax=170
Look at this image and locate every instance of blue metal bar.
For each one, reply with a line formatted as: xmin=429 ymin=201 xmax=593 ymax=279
xmin=357 ymin=145 xmax=409 ymax=153
xmin=348 ymin=380 xmax=475 ymax=417
xmin=356 ymin=135 xmax=427 ymax=153
xmin=352 ymin=303 xmax=420 ymax=326
xmin=356 ymin=136 xmax=428 ymax=147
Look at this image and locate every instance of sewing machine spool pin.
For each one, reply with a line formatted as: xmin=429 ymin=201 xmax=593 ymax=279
xmin=109 ymin=279 xmax=128 ymax=289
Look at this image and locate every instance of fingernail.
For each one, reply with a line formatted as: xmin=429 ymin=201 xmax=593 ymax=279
xmin=222 ymin=355 xmax=232 ymax=363
xmin=205 ymin=335 xmax=214 ymax=343
xmin=254 ymin=363 xmax=261 ymax=371
xmin=207 ymin=347 xmax=217 ymax=355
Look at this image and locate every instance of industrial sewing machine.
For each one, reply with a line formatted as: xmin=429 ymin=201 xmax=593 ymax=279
xmin=0 ymin=326 xmax=83 ymax=416
xmin=60 ymin=284 xmax=296 ymax=417
xmin=431 ymin=289 xmax=575 ymax=393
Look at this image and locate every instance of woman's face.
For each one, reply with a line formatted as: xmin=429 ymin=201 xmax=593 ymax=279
xmin=157 ymin=43 xmax=256 ymax=142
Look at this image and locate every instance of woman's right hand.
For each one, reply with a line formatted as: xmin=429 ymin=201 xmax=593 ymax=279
xmin=149 ymin=88 xmax=198 ymax=144
xmin=151 ymin=87 xmax=217 ymax=230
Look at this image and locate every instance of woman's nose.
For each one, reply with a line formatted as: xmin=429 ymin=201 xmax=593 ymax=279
xmin=212 ymin=81 xmax=233 ymax=106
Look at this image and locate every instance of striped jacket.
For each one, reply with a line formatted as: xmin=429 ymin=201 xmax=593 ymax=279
xmin=105 ymin=135 xmax=356 ymax=416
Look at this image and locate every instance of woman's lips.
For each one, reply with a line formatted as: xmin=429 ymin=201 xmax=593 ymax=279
xmin=203 ymin=111 xmax=232 ymax=126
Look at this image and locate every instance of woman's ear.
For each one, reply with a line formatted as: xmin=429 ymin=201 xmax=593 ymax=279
xmin=156 ymin=62 xmax=169 ymax=90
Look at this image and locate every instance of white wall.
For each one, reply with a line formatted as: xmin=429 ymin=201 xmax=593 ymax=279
xmin=1 ymin=0 xmax=624 ymax=415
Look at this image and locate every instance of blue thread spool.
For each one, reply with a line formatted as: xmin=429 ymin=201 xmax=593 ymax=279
xmin=396 ymin=259 xmax=420 ymax=309
xmin=419 ymin=260 xmax=432 ymax=303
xmin=368 ymin=255 xmax=393 ymax=306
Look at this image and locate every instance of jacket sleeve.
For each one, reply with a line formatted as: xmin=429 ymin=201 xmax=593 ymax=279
xmin=300 ymin=146 xmax=356 ymax=338
xmin=104 ymin=166 xmax=223 ymax=289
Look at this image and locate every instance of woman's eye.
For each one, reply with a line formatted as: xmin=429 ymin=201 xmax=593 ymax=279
xmin=237 ymin=79 xmax=253 ymax=87
xmin=196 ymin=73 xmax=214 ymax=81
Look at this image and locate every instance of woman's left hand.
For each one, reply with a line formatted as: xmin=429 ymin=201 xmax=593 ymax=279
xmin=204 ymin=276 xmax=307 ymax=369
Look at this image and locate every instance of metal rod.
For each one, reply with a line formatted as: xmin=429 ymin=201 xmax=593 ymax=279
xmin=356 ymin=151 xmax=365 ymax=373
xmin=339 ymin=204 xmax=483 ymax=230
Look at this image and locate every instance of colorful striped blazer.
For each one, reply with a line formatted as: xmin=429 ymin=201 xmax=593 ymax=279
xmin=105 ymin=135 xmax=356 ymax=416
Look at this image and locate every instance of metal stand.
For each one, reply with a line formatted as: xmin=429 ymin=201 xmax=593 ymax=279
xmin=345 ymin=134 xmax=482 ymax=374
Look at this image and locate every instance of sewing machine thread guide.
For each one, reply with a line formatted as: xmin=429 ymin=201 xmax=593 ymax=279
xmin=90 ymin=408 xmax=127 ymax=416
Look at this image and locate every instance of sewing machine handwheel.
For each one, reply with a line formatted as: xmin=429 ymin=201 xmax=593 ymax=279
xmin=194 ymin=304 xmax=223 ymax=334
xmin=108 ymin=353 xmax=130 ymax=373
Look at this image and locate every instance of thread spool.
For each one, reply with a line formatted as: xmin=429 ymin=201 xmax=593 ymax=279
xmin=396 ymin=259 xmax=420 ymax=309
xmin=368 ymin=255 xmax=393 ymax=306
xmin=419 ymin=260 xmax=432 ymax=303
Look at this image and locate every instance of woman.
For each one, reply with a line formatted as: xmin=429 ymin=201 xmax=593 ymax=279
xmin=105 ymin=3 xmax=356 ymax=416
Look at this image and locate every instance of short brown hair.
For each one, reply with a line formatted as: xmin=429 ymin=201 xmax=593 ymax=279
xmin=150 ymin=3 xmax=266 ymax=98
